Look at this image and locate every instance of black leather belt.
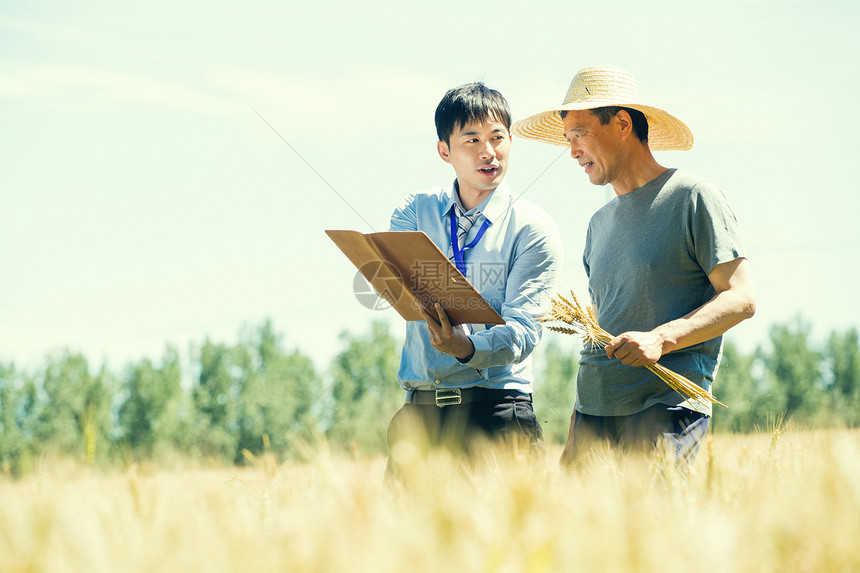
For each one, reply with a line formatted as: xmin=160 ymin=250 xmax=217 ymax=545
xmin=405 ymin=388 xmax=532 ymax=407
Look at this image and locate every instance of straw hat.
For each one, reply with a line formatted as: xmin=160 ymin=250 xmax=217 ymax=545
xmin=511 ymin=66 xmax=693 ymax=151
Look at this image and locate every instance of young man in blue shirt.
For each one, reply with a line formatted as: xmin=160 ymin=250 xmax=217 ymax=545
xmin=386 ymin=83 xmax=563 ymax=475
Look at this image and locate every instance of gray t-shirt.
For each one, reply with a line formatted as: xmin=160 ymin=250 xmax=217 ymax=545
xmin=576 ymin=168 xmax=746 ymax=417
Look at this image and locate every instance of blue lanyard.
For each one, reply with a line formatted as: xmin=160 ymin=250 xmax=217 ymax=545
xmin=450 ymin=210 xmax=490 ymax=276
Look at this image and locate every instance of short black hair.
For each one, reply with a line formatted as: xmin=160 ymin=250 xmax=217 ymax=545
xmin=435 ymin=82 xmax=511 ymax=145
xmin=559 ymin=106 xmax=649 ymax=143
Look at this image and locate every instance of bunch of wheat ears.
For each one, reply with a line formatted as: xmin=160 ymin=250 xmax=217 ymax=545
xmin=540 ymin=291 xmax=727 ymax=409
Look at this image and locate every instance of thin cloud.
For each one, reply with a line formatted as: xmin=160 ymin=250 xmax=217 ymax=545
xmin=209 ymin=67 xmax=340 ymax=111
xmin=208 ymin=64 xmax=444 ymax=133
xmin=0 ymin=64 xmax=235 ymax=115
xmin=0 ymin=13 xmax=97 ymax=46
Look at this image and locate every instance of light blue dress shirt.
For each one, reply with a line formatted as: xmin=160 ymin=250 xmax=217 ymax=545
xmin=389 ymin=180 xmax=563 ymax=394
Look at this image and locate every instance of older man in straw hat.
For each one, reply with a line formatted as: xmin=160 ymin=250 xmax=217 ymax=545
xmin=512 ymin=66 xmax=756 ymax=465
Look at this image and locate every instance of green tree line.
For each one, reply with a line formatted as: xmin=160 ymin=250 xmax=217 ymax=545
xmin=0 ymin=317 xmax=857 ymax=475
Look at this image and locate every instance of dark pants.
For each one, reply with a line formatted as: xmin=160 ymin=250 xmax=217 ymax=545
xmin=562 ymin=404 xmax=710 ymax=466
xmin=386 ymin=396 xmax=544 ymax=479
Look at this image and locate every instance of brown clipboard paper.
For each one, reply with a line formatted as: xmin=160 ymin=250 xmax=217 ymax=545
xmin=326 ymin=230 xmax=504 ymax=326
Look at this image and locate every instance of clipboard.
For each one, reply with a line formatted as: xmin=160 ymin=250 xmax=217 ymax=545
xmin=326 ymin=230 xmax=504 ymax=326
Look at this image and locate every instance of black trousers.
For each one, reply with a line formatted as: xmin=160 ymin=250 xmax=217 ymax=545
xmin=564 ymin=404 xmax=710 ymax=465
xmin=386 ymin=397 xmax=544 ymax=478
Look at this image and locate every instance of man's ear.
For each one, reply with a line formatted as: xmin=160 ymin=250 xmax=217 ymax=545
xmin=437 ymin=140 xmax=452 ymax=164
xmin=615 ymin=109 xmax=633 ymax=140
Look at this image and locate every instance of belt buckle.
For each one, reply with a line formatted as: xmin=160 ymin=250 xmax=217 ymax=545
xmin=435 ymin=388 xmax=462 ymax=407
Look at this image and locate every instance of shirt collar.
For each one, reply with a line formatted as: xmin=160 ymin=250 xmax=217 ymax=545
xmin=443 ymin=179 xmax=511 ymax=224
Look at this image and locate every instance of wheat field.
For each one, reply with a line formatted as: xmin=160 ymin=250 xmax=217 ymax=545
xmin=1 ymin=428 xmax=859 ymax=573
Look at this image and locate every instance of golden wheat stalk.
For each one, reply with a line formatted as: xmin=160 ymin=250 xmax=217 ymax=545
xmin=541 ymin=291 xmax=727 ymax=409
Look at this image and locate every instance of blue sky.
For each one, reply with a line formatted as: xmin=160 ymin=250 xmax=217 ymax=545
xmin=2 ymin=0 xmax=858 ymax=372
